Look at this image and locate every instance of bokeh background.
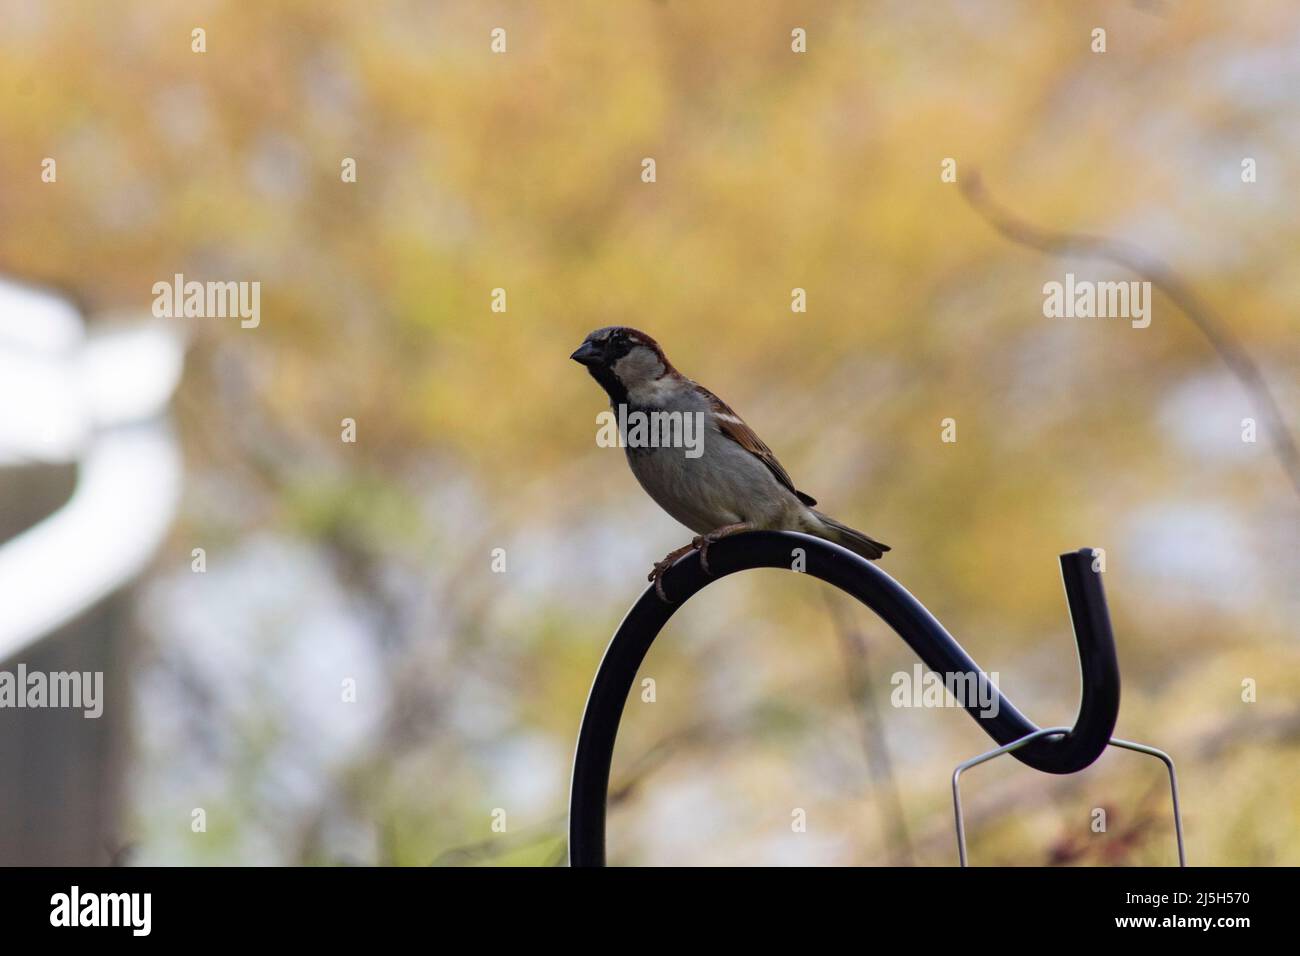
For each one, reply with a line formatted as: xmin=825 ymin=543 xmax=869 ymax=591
xmin=0 ymin=0 xmax=1297 ymax=865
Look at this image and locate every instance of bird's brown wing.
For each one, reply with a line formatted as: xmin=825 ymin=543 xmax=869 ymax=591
xmin=699 ymin=386 xmax=817 ymax=507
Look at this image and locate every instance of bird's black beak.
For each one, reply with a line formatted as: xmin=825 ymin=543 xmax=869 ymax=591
xmin=570 ymin=341 xmax=602 ymax=367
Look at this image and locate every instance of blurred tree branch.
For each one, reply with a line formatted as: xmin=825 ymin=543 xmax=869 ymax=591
xmin=960 ymin=171 xmax=1300 ymax=500
xmin=822 ymin=591 xmax=914 ymax=865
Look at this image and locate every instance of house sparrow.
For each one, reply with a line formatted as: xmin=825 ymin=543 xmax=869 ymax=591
xmin=571 ymin=326 xmax=889 ymax=600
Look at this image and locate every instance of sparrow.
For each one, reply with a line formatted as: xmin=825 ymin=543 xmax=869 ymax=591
xmin=570 ymin=326 xmax=889 ymax=600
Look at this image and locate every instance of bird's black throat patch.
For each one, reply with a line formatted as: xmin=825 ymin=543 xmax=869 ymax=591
xmin=587 ymin=364 xmax=629 ymax=407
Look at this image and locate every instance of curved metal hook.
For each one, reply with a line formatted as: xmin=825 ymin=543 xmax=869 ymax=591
xmin=568 ymin=531 xmax=1120 ymax=866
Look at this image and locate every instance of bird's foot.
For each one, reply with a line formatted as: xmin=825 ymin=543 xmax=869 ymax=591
xmin=648 ymin=542 xmax=698 ymax=602
xmin=649 ymin=524 xmax=756 ymax=600
xmin=692 ymin=522 xmax=755 ymax=576
xmin=690 ymin=535 xmax=713 ymax=576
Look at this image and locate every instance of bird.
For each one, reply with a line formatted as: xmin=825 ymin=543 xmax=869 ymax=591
xmin=570 ymin=326 xmax=889 ymax=600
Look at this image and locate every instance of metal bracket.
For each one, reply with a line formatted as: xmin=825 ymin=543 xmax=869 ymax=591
xmin=952 ymin=727 xmax=1187 ymax=866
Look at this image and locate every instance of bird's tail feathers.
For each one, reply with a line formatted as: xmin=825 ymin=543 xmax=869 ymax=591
xmin=811 ymin=510 xmax=890 ymax=561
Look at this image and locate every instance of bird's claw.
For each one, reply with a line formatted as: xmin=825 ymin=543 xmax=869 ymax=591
xmin=692 ymin=534 xmax=716 ymax=576
xmin=648 ymin=560 xmax=675 ymax=603
xmin=648 ymin=531 xmax=733 ymax=602
xmin=647 ymin=541 xmax=701 ymax=603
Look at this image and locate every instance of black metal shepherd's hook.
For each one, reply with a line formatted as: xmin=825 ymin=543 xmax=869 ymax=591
xmin=568 ymin=531 xmax=1126 ymax=866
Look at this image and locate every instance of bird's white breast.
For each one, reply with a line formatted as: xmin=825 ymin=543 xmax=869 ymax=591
xmin=621 ymin=388 xmax=805 ymax=535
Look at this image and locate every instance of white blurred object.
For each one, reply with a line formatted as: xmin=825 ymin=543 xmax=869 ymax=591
xmin=0 ymin=279 xmax=183 ymax=660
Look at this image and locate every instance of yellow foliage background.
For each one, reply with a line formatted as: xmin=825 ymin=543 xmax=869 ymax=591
xmin=1 ymin=0 xmax=1297 ymax=864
